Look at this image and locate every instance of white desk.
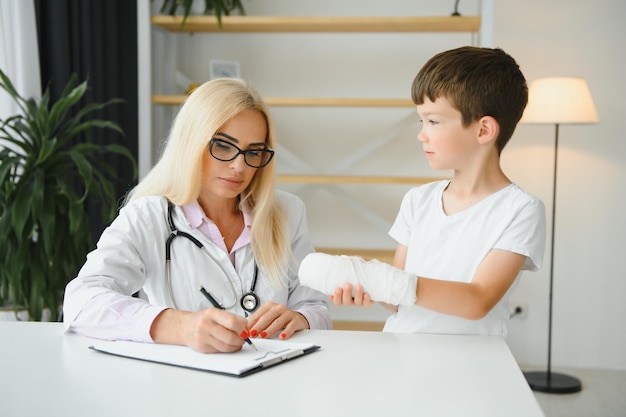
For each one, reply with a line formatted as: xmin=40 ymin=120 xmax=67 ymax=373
xmin=0 ymin=322 xmax=543 ymax=417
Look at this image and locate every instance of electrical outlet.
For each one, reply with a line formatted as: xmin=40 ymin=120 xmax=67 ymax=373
xmin=509 ymin=301 xmax=528 ymax=319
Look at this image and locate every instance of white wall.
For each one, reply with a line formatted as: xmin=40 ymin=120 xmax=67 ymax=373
xmin=148 ymin=0 xmax=626 ymax=370
xmin=495 ymin=0 xmax=626 ymax=371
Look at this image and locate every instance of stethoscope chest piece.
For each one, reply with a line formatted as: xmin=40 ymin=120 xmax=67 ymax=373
xmin=240 ymin=264 xmax=260 ymax=312
xmin=241 ymin=292 xmax=259 ymax=312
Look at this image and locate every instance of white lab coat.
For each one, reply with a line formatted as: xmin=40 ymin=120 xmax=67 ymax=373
xmin=63 ymin=191 xmax=331 ymax=342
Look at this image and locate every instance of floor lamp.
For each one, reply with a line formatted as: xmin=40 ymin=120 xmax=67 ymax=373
xmin=521 ymin=77 xmax=599 ymax=394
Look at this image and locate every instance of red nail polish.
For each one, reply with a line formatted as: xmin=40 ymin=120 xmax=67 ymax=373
xmin=250 ymin=329 xmax=258 ymax=337
xmin=240 ymin=331 xmax=248 ymax=339
xmin=280 ymin=333 xmax=287 ymax=339
xmin=260 ymin=331 xmax=267 ymax=338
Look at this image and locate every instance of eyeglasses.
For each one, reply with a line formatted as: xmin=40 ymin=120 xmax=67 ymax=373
xmin=208 ymin=138 xmax=275 ymax=168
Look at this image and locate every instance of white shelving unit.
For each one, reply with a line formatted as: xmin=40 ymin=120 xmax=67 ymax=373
xmin=137 ymin=1 xmax=492 ymax=329
xmin=146 ymin=13 xmax=483 ymax=262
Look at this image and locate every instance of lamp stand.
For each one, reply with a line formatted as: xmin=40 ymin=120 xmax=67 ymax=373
xmin=524 ymin=124 xmax=582 ymax=394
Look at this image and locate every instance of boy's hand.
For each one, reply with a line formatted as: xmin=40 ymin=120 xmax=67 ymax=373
xmin=298 ymin=253 xmax=417 ymax=306
xmin=329 ymin=283 xmax=375 ymax=307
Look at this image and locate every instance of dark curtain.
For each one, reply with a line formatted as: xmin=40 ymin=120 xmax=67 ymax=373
xmin=34 ymin=0 xmax=139 ymax=244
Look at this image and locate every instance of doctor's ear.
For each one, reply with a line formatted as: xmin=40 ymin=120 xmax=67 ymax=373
xmin=476 ymin=116 xmax=499 ymax=146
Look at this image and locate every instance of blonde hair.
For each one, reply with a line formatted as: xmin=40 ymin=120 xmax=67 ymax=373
xmin=125 ymin=78 xmax=290 ymax=287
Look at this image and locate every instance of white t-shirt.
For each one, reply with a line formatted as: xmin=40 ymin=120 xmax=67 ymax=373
xmin=383 ymin=181 xmax=546 ymax=336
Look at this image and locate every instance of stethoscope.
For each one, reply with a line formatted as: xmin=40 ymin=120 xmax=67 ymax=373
xmin=165 ymin=201 xmax=260 ymax=313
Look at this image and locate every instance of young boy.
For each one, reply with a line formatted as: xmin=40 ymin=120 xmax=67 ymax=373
xmin=299 ymin=46 xmax=546 ymax=336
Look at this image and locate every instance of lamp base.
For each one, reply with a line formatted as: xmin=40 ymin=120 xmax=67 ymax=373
xmin=524 ymin=371 xmax=582 ymax=394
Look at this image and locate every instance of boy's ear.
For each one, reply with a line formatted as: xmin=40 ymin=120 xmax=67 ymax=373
xmin=476 ymin=116 xmax=499 ymax=146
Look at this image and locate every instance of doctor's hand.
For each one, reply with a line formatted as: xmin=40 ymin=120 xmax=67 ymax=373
xmin=247 ymin=301 xmax=309 ymax=340
xmin=329 ymin=283 xmax=375 ymax=308
xmin=150 ymin=308 xmax=249 ymax=354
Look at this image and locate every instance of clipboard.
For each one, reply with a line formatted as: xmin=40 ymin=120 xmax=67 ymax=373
xmin=90 ymin=338 xmax=320 ymax=377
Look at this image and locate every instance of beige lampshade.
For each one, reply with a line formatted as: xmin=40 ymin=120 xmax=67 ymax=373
xmin=521 ymin=77 xmax=599 ymax=124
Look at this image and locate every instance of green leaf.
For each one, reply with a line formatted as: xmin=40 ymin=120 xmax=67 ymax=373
xmin=39 ymin=193 xmax=58 ymax=264
xmin=2 ymin=122 xmax=36 ymax=152
xmin=104 ymin=143 xmax=138 ymax=179
xmin=68 ymin=150 xmax=94 ymax=202
xmin=182 ymin=0 xmax=194 ymax=24
xmin=73 ymin=98 xmax=124 ymax=123
xmin=64 ymin=120 xmax=124 ymax=141
xmin=23 ymin=97 xmax=45 ymax=142
xmin=68 ymin=198 xmax=85 ymax=234
xmin=0 ymin=153 xmax=21 ymax=184
xmin=152 ymin=0 xmax=246 ymax=28
xmin=0 ymin=69 xmax=137 ymax=321
xmin=0 ymin=69 xmax=20 ymax=98
xmin=58 ymin=73 xmax=79 ymax=103
xmin=10 ymin=176 xmax=36 ymax=239
xmin=29 ymin=169 xmax=45 ymax=229
xmin=47 ymin=82 xmax=86 ymax=134
xmin=34 ymin=136 xmax=58 ymax=166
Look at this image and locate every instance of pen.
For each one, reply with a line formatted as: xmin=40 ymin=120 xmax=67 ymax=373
xmin=199 ymin=286 xmax=257 ymax=351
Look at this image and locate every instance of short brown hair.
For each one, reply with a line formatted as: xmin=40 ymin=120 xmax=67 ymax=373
xmin=411 ymin=46 xmax=528 ymax=154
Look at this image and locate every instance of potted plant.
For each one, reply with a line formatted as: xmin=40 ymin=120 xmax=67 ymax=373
xmin=154 ymin=0 xmax=246 ymax=26
xmin=0 ymin=69 xmax=137 ymax=321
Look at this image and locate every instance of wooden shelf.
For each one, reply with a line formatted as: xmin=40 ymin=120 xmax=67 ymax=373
xmin=278 ymin=175 xmax=445 ymax=185
xmin=151 ymin=15 xmax=481 ymax=33
xmin=332 ymin=320 xmax=384 ymax=331
xmin=152 ymin=95 xmax=187 ymax=106
xmin=152 ymin=95 xmax=414 ymax=107
xmin=149 ymin=14 xmax=472 ymax=267
xmin=269 ymin=97 xmax=414 ymax=107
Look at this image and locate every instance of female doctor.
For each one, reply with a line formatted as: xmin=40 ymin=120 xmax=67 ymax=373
xmin=63 ymin=78 xmax=331 ymax=353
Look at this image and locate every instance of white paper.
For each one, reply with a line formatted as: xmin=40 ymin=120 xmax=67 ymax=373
xmin=90 ymin=338 xmax=318 ymax=376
